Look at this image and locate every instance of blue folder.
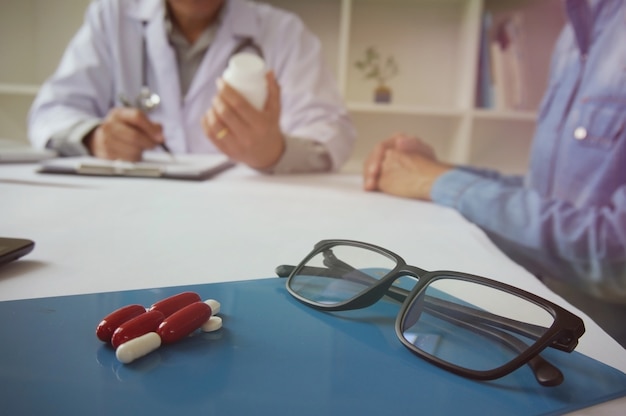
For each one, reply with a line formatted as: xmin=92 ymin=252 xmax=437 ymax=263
xmin=1 ymin=278 xmax=625 ymax=415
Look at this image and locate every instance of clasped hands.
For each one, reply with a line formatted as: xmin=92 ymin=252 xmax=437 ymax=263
xmin=85 ymin=71 xmax=284 ymax=170
xmin=363 ymin=133 xmax=453 ymax=200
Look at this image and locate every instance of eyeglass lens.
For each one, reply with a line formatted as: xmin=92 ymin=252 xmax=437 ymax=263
xmin=288 ymin=245 xmax=398 ymax=305
xmin=401 ymin=277 xmax=555 ymax=372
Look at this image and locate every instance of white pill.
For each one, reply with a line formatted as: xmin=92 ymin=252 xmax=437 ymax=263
xmin=200 ymin=316 xmax=223 ymax=332
xmin=204 ymin=299 xmax=221 ymax=315
xmin=115 ymin=332 xmax=161 ymax=364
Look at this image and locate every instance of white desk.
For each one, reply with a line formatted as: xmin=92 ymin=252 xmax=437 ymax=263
xmin=1 ymin=163 xmax=624 ymax=414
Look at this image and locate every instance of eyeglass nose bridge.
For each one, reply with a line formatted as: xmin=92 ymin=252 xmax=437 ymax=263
xmin=296 ymin=261 xmax=424 ymax=311
xmin=362 ymin=265 xmax=430 ymax=306
xmin=394 ymin=264 xmax=429 ymax=279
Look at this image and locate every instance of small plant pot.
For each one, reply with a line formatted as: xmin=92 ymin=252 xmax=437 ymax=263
xmin=374 ymin=85 xmax=392 ymax=103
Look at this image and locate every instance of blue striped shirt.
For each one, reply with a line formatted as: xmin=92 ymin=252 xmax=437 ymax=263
xmin=432 ymin=0 xmax=626 ymax=302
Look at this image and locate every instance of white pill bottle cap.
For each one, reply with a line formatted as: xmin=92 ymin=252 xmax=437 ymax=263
xmin=222 ymin=53 xmax=268 ymax=111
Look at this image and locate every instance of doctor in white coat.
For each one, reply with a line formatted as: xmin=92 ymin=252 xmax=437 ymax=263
xmin=28 ymin=0 xmax=355 ymax=173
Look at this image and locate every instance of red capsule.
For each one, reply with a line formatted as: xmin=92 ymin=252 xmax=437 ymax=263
xmin=149 ymin=291 xmax=201 ymax=318
xmin=96 ymin=304 xmax=146 ymax=343
xmin=111 ymin=310 xmax=165 ymax=349
xmin=157 ymin=301 xmax=212 ymax=344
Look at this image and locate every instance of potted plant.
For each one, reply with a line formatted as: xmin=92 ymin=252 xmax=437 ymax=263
xmin=354 ymin=46 xmax=399 ymax=103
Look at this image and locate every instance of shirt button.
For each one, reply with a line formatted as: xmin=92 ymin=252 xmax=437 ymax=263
xmin=574 ymin=127 xmax=587 ymax=140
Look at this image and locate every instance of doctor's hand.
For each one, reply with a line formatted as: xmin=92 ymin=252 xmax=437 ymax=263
xmin=83 ymin=108 xmax=165 ymax=161
xmin=363 ymin=133 xmax=452 ymax=200
xmin=202 ymin=71 xmax=285 ymax=170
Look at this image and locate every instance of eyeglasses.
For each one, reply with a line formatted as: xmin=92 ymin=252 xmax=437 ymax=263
xmin=275 ymin=239 xmax=585 ymax=387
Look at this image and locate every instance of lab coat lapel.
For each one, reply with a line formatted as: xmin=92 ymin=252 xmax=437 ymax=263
xmin=144 ymin=17 xmax=183 ymax=121
xmin=124 ymin=1 xmax=183 ymax=130
xmin=185 ymin=0 xmax=259 ymax=104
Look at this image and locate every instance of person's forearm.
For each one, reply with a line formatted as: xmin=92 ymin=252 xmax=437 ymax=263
xmin=28 ymin=0 xmax=113 ymax=155
xmin=457 ymin=165 xmax=525 ymax=186
xmin=431 ymin=170 xmax=626 ymax=299
xmin=258 ymin=135 xmax=331 ymax=174
xmin=44 ymin=119 xmax=100 ymax=156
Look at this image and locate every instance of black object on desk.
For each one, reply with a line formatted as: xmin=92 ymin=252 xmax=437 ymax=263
xmin=0 ymin=237 xmax=34 ymax=267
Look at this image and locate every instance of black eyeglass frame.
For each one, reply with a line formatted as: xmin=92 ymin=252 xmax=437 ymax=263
xmin=281 ymin=239 xmax=585 ymax=384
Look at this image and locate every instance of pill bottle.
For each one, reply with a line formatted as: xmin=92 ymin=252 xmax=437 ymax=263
xmin=222 ymin=53 xmax=268 ymax=110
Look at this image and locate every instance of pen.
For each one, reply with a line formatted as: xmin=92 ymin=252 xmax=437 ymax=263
xmin=158 ymin=140 xmax=173 ymax=156
xmin=118 ymin=93 xmax=173 ymax=158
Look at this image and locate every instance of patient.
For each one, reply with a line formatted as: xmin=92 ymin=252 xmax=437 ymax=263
xmin=363 ymin=0 xmax=626 ymax=347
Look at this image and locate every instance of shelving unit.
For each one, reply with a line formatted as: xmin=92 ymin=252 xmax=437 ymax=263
xmin=269 ymin=0 xmax=565 ymax=173
xmin=0 ymin=0 xmax=565 ymax=174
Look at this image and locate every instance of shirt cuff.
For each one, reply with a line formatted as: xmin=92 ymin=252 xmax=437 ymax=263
xmin=259 ymin=135 xmax=332 ymax=174
xmin=431 ymin=169 xmax=484 ymax=209
xmin=46 ymin=119 xmax=101 ymax=156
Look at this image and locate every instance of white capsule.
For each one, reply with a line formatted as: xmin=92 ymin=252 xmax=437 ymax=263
xmin=115 ymin=332 xmax=161 ymax=364
xmin=204 ymin=299 xmax=221 ymax=315
xmin=201 ymin=316 xmax=223 ymax=332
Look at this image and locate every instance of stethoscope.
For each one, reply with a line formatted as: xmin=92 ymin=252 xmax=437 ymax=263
xmin=119 ymin=21 xmax=264 ymax=113
xmin=118 ymin=22 xmax=161 ymax=113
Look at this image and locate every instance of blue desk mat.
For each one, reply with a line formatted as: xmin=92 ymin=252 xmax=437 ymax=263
xmin=1 ymin=278 xmax=625 ymax=416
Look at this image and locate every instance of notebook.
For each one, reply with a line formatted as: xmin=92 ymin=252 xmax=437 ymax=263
xmin=1 ymin=278 xmax=624 ymax=416
xmin=38 ymin=153 xmax=235 ymax=181
xmin=0 ymin=138 xmax=57 ymax=163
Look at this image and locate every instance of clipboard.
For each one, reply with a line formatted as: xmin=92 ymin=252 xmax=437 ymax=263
xmin=0 ymin=278 xmax=624 ymax=416
xmin=38 ymin=153 xmax=235 ymax=181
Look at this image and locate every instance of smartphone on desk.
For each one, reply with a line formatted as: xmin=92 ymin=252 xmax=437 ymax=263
xmin=0 ymin=238 xmax=34 ymax=267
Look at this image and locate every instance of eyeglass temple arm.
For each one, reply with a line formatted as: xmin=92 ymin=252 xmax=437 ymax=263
xmin=276 ymin=264 xmax=553 ymax=347
xmin=315 ymin=255 xmax=571 ymax=381
xmin=276 ymin=263 xmax=407 ymax=298
xmin=320 ymin=252 xmax=567 ymax=343
xmin=424 ymin=296 xmax=547 ymax=340
xmin=425 ymin=307 xmax=563 ymax=386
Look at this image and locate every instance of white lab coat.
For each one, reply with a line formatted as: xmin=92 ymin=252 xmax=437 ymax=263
xmin=28 ymin=0 xmax=355 ymax=170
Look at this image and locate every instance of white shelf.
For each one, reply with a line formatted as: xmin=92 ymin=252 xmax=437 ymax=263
xmin=0 ymin=83 xmax=40 ymax=96
xmin=348 ymin=102 xmax=463 ymax=117
xmin=0 ymin=0 xmax=565 ymax=172
xmin=472 ymin=108 xmax=536 ymax=122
